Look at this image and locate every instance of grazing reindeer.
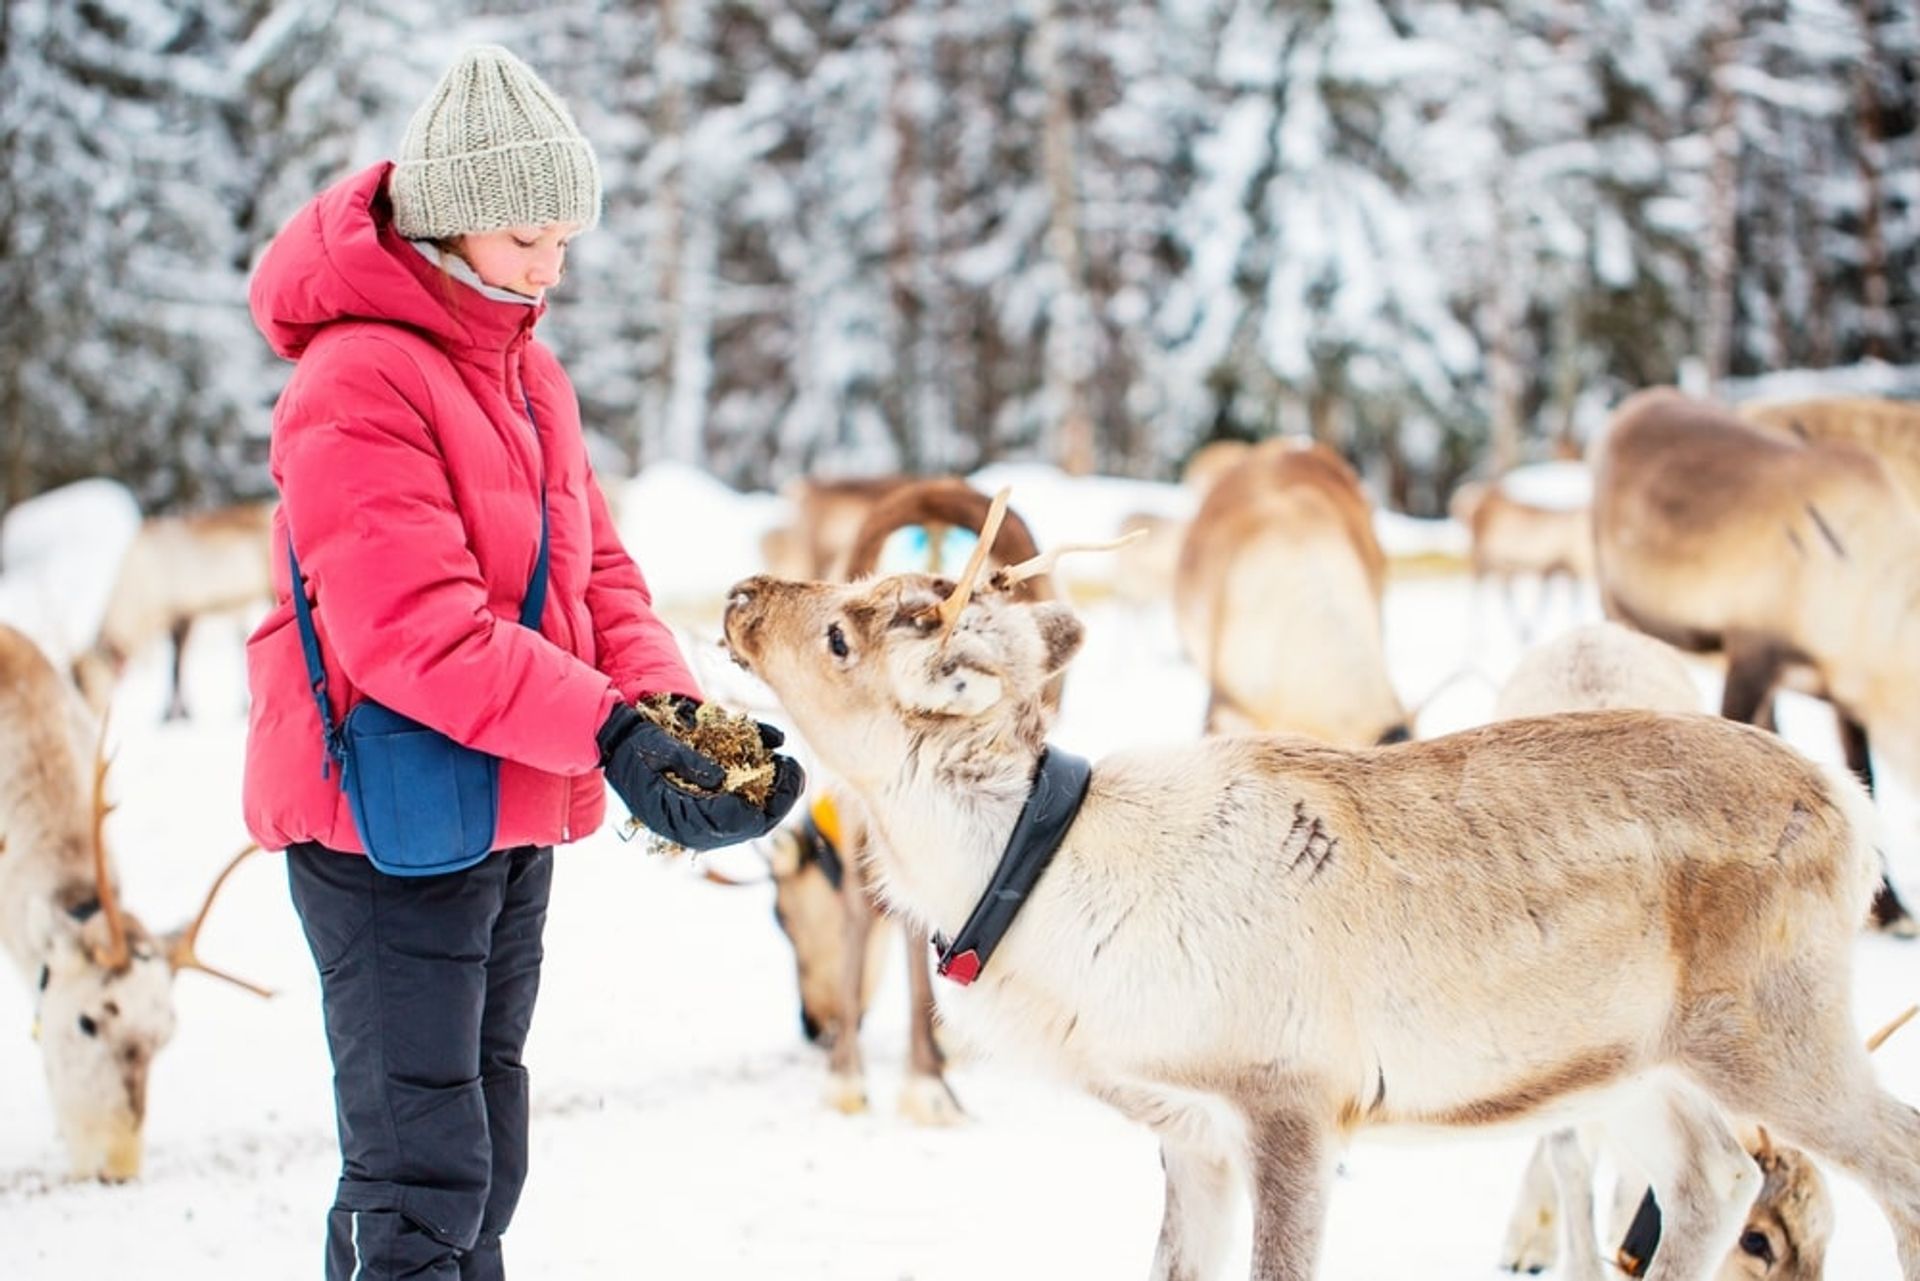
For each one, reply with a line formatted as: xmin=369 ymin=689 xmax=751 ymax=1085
xmin=1738 ymin=396 xmax=1920 ymax=509
xmin=0 ymin=623 xmax=266 ymax=1180
xmin=1451 ymin=476 xmax=1595 ymax=641
xmin=1494 ymin=623 xmax=1835 ymax=1281
xmin=72 ymin=499 xmax=275 ymax=722
xmin=1592 ymin=387 xmax=1917 ymax=935
xmin=721 ymin=527 xmax=1920 ymax=1281
xmin=766 ymin=478 xmax=1051 ymax=1123
xmin=1175 ymin=438 xmax=1409 ymax=744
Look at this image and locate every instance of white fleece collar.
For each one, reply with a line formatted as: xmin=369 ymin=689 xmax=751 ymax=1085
xmin=408 ymin=239 xmax=542 ymax=307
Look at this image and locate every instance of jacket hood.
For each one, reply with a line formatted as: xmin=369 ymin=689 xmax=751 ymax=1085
xmin=249 ymin=161 xmax=542 ymax=362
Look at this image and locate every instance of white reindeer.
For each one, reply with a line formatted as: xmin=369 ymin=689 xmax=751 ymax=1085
xmin=719 ymin=505 xmax=1920 ymax=1281
xmin=0 ymin=622 xmax=266 ymax=1180
xmin=1494 ymin=622 xmax=1835 ymax=1280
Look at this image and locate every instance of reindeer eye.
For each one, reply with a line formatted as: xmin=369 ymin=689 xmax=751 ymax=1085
xmin=1738 ymin=1229 xmax=1775 ymax=1264
xmin=827 ymin=623 xmax=849 ymax=658
xmin=77 ymin=1014 xmax=99 ymax=1038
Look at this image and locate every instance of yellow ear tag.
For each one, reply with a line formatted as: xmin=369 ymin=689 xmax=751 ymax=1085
xmin=31 ymin=1016 xmax=41 ymax=1042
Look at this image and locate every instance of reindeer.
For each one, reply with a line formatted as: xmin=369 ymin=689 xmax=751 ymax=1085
xmin=721 ymin=510 xmax=1920 ymax=1281
xmin=761 ymin=478 xmax=1052 ymax=1124
xmin=1451 ymin=476 xmax=1595 ymax=641
xmin=1175 ymin=438 xmax=1409 ymax=745
xmin=1110 ymin=443 xmax=1249 ymax=614
xmin=72 ymin=499 xmax=275 ymax=722
xmin=0 ymin=622 xmax=266 ymax=1180
xmin=1592 ymin=387 xmax=1918 ymax=935
xmin=759 ymin=476 xmax=919 ymax=583
xmin=1738 ymin=396 xmax=1920 ymax=510
xmin=1493 ymin=622 xmax=1835 ymax=1281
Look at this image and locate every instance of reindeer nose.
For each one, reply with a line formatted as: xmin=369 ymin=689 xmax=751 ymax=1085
xmin=723 ymin=577 xmax=772 ymax=663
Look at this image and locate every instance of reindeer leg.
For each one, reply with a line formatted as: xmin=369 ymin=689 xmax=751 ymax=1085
xmin=1689 ymin=1007 xmax=1920 ymax=1279
xmin=1092 ymin=1083 xmax=1241 ymax=1281
xmin=1542 ymin=1128 xmax=1607 ymax=1281
xmin=1605 ymin=1080 xmax=1758 ymax=1281
xmin=823 ymin=855 xmax=873 ymax=1115
xmin=1149 ymin=1129 xmax=1240 ymax=1281
xmin=1718 ymin=634 xmax=1782 ymax=728
xmin=163 ymin=616 xmax=192 ymax=722
xmin=1245 ymin=1107 xmax=1333 ymax=1281
xmin=1833 ymin=713 xmax=1918 ymax=938
xmin=1499 ymin=1135 xmax=1561 ymax=1274
xmin=897 ymin=921 xmax=963 ymax=1126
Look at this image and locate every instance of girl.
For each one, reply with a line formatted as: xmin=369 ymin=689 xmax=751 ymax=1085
xmin=243 ymin=45 xmax=801 ymax=1280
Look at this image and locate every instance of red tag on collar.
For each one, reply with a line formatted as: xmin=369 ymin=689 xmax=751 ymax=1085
xmin=938 ymin=948 xmax=982 ymax=986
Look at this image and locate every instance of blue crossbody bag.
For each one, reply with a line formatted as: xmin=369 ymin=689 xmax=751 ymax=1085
xmin=287 ymin=497 xmax=549 ymax=877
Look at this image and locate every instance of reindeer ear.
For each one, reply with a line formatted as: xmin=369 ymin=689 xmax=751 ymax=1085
xmin=1032 ymin=603 xmax=1084 ymax=676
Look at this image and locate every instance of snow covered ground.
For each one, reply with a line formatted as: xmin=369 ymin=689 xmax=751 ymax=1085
xmin=2 ymin=468 xmax=1915 ymax=1279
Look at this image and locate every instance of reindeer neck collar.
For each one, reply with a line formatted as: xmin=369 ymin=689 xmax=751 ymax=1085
xmin=932 ymin=746 xmax=1092 ymax=986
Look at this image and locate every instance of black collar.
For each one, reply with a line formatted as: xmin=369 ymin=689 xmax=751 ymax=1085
xmin=802 ymin=811 xmax=845 ymax=891
xmin=933 ymin=746 xmax=1092 ymax=986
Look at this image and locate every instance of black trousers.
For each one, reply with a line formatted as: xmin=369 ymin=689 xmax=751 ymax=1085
xmin=288 ymin=843 xmax=553 ymax=1281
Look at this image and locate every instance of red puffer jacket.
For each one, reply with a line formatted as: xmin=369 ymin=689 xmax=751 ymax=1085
xmin=242 ymin=161 xmax=699 ymax=854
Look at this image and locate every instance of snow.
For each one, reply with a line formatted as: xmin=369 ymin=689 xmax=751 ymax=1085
xmin=1497 ymin=462 xmax=1593 ymax=512
xmin=3 ymin=469 xmax=1917 ymax=1279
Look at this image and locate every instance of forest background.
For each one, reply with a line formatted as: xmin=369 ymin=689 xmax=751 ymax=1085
xmin=3 ymin=0 xmax=1917 ymax=528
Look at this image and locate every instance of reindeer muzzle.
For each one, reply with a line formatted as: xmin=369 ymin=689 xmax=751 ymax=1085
xmin=722 ymin=576 xmax=781 ymax=668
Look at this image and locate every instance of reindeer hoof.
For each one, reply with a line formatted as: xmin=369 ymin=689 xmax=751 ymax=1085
xmin=824 ymin=1073 xmax=868 ymax=1116
xmin=1498 ymin=1210 xmax=1556 ymax=1275
xmin=898 ymin=1073 xmax=965 ymax=1127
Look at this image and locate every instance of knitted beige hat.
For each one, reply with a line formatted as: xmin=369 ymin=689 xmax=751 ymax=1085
xmin=390 ymin=45 xmax=601 ymax=240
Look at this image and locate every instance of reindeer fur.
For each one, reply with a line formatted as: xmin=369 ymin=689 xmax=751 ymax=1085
xmin=73 ymin=499 xmax=274 ymax=721
xmin=724 ymin=570 xmax=1920 ymax=1281
xmin=0 ymin=623 xmax=258 ymax=1180
xmin=1494 ymin=622 xmax=1836 ymax=1280
xmin=1174 ymin=440 xmax=1408 ymax=746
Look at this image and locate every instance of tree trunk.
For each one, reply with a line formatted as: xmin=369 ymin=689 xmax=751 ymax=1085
xmin=1033 ymin=0 xmax=1096 ymax=476
xmin=884 ymin=0 xmax=928 ymax=472
xmin=649 ymin=0 xmax=691 ymax=468
xmin=1851 ymin=0 xmax=1892 ymax=361
xmin=1701 ymin=10 xmax=1743 ymax=391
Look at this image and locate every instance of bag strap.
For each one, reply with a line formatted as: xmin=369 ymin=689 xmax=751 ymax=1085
xmin=286 ymin=400 xmax=552 ymax=775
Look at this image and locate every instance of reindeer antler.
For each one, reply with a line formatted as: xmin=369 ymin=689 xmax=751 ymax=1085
xmin=168 ymin=844 xmax=274 ymax=998
xmin=988 ymin=528 xmax=1150 ymax=592
xmin=1867 ymin=1003 xmax=1918 ymax=1053
xmin=89 ymin=715 xmax=131 ymax=972
xmin=931 ymin=487 xmax=1011 ymax=645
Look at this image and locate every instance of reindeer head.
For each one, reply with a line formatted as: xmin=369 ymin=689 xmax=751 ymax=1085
xmin=723 ymin=490 xmax=1127 ymax=791
xmin=762 ymin=818 xmax=890 ymax=1047
xmin=17 ymin=727 xmax=267 ymax=1182
xmin=1715 ymin=1127 xmax=1833 ymax=1280
xmin=723 ymin=570 xmax=1082 ymax=787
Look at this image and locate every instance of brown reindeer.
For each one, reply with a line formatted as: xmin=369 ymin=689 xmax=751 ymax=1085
xmin=1738 ymin=396 xmax=1920 ymax=509
xmin=1451 ymin=475 xmax=1595 ymax=640
xmin=72 ymin=499 xmax=275 ymax=722
xmin=0 ymin=623 xmax=266 ymax=1180
xmin=1175 ymin=438 xmax=1409 ymax=744
xmin=721 ymin=548 xmax=1920 ymax=1280
xmin=1110 ymin=441 xmax=1252 ymax=611
xmin=763 ymin=478 xmax=1052 ymax=1123
xmin=1495 ymin=623 xmax=1834 ymax=1281
xmin=1592 ymin=387 xmax=1917 ymax=935
xmin=759 ymin=476 xmax=919 ymax=583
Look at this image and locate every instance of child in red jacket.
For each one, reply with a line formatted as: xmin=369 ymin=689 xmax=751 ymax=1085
xmin=247 ymin=44 xmax=801 ymax=1280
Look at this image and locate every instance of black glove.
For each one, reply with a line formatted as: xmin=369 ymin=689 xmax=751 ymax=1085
xmin=597 ymin=701 xmax=804 ymax=851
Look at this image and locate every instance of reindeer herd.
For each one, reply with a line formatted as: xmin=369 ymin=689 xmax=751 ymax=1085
xmin=4 ymin=390 xmax=1919 ymax=1280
